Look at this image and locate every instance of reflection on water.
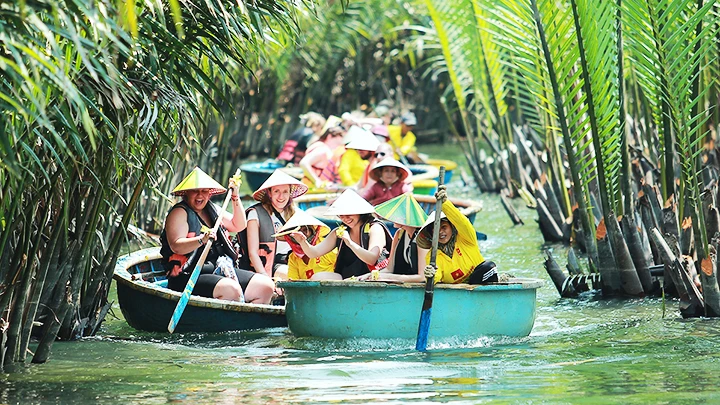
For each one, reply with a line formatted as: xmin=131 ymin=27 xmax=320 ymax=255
xmin=5 ymin=152 xmax=720 ymax=404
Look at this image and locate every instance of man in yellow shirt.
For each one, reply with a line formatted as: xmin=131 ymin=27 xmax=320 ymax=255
xmin=338 ymin=126 xmax=379 ymax=186
xmin=387 ymin=112 xmax=417 ymax=161
xmin=417 ymin=185 xmax=498 ymax=284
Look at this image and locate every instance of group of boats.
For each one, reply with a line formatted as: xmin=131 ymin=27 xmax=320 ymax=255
xmin=113 ymin=159 xmax=543 ymax=343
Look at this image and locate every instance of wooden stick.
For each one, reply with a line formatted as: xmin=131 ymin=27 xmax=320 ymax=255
xmin=415 ymin=166 xmax=445 ymax=351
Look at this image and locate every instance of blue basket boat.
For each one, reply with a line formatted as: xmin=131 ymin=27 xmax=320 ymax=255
xmin=277 ymin=278 xmax=543 ymax=340
xmin=113 ymin=248 xmax=286 ymax=333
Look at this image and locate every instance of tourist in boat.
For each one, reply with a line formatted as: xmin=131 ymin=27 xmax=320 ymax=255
xmin=357 ymin=142 xmax=394 ymax=192
xmin=370 ymin=124 xmax=390 ymax=144
xmin=160 ymin=167 xmax=275 ymax=304
xmin=289 ymin=189 xmax=392 ymax=279
xmin=338 ymin=126 xmax=380 ymax=187
xmin=238 ymin=170 xmax=309 ymax=281
xmin=373 ymin=99 xmax=395 ymax=125
xmin=358 ymin=193 xmax=429 ymax=283
xmin=277 ymin=112 xmax=326 ymax=165
xmin=299 ymin=116 xmax=345 ymax=188
xmin=273 ymin=209 xmax=337 ymax=280
xmin=417 ymin=185 xmax=498 ymax=284
xmin=360 ymin=158 xmax=413 ymax=205
xmin=387 ymin=112 xmax=417 ymax=162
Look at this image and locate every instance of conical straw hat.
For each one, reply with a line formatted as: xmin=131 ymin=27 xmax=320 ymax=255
xmin=369 ymin=158 xmax=411 ymax=182
xmin=374 ymin=193 xmax=428 ymax=228
xmin=344 ymin=126 xmax=380 ymax=151
xmin=324 ymin=189 xmax=375 ymax=216
xmin=272 ymin=209 xmax=329 ymax=238
xmin=171 ymin=167 xmax=226 ymax=196
xmin=252 ymin=170 xmax=309 ymax=201
xmin=319 ymin=115 xmax=343 ymax=138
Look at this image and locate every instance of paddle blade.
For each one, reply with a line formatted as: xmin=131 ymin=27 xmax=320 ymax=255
xmin=415 ymin=308 xmax=432 ymax=351
xmin=167 ymin=260 xmax=203 ymax=333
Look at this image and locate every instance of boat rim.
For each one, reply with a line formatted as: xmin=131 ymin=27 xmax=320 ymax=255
xmin=113 ymin=247 xmax=284 ymax=315
xmin=277 ymin=278 xmax=544 ymax=290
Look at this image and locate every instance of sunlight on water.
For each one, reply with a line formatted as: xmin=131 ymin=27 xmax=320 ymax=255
xmin=5 ymin=145 xmax=720 ymax=404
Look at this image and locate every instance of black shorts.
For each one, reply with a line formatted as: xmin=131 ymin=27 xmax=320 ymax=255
xmin=467 ymin=261 xmax=498 ymax=284
xmin=168 ymin=263 xmax=256 ymax=298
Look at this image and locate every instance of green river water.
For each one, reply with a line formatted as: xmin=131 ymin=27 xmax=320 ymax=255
xmin=4 ymin=145 xmax=720 ymax=404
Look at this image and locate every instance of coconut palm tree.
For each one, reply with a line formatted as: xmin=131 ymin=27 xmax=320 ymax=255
xmin=0 ymin=0 xmax=314 ymax=370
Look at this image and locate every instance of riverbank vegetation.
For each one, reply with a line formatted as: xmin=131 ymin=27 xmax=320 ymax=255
xmin=2 ymin=0 xmax=720 ymax=372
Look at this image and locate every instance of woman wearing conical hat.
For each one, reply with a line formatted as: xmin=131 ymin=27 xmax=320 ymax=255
xmin=358 ymin=193 xmax=429 ymax=283
xmin=416 ymin=186 xmax=498 ymax=285
xmin=238 ymin=170 xmax=309 ymax=280
xmin=289 ymin=189 xmax=393 ymax=280
xmin=360 ymin=158 xmax=413 ymax=205
xmin=272 ymin=209 xmax=337 ymax=280
xmin=159 ymin=167 xmax=275 ymax=303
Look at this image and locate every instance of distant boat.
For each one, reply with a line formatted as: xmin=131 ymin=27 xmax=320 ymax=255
xmin=277 ymin=278 xmax=543 ymax=339
xmin=113 ymin=247 xmax=286 ymax=333
xmin=295 ymin=193 xmax=485 ymax=239
xmin=425 ymin=158 xmax=457 ymax=184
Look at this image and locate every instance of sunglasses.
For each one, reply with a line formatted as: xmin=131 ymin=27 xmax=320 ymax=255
xmin=374 ymin=152 xmax=386 ymax=158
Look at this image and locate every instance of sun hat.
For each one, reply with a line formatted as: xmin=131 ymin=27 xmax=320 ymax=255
xmin=369 ymin=158 xmax=412 ymax=182
xmin=401 ymin=112 xmax=417 ymax=126
xmin=324 ymin=189 xmax=375 ymax=216
xmin=171 ymin=167 xmax=226 ymax=196
xmin=374 ymin=193 xmax=428 ymax=228
xmin=370 ymin=125 xmax=389 ymax=139
xmin=319 ymin=115 xmax=343 ymax=138
xmin=344 ymin=126 xmax=380 ymax=151
xmin=252 ymin=170 xmax=309 ymax=201
xmin=416 ymin=210 xmax=450 ymax=249
xmin=272 ymin=209 xmax=329 ymax=238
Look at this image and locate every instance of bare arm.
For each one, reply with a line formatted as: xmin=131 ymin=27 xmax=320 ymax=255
xmin=299 ymin=146 xmax=327 ymax=187
xmin=341 ymin=223 xmax=384 ymax=265
xmin=166 ymin=208 xmax=211 ymax=255
xmin=292 ymin=229 xmax=338 ymax=259
xmin=222 ymin=177 xmax=246 ymax=232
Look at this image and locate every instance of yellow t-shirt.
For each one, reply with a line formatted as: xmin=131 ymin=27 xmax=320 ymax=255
xmin=387 ymin=125 xmax=417 ymax=157
xmin=287 ymin=248 xmax=337 ymax=280
xmin=425 ymin=200 xmax=485 ymax=284
xmin=338 ymin=149 xmax=369 ymax=186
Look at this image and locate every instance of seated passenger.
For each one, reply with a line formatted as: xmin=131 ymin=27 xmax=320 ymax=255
xmin=239 ymin=170 xmax=308 ymax=281
xmin=289 ymin=189 xmax=392 ymax=279
xmin=387 ymin=112 xmax=417 ymax=161
xmin=416 ymin=185 xmax=497 ymax=284
xmin=159 ymin=167 xmax=275 ymax=304
xmin=338 ymin=126 xmax=379 ymax=186
xmin=273 ymin=209 xmax=337 ymax=280
xmin=359 ymin=193 xmax=429 ymax=283
xmin=299 ymin=116 xmax=345 ymax=187
xmin=360 ymin=158 xmax=413 ymax=205
xmin=358 ymin=143 xmax=394 ymax=192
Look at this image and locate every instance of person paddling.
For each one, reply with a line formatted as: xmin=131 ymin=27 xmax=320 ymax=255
xmin=417 ymin=185 xmax=498 ymax=284
xmin=289 ymin=189 xmax=392 ymax=280
xmin=159 ymin=167 xmax=275 ymax=303
xmin=358 ymin=193 xmax=429 ymax=283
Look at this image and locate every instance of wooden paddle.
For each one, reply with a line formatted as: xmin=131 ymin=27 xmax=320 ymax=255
xmin=415 ymin=166 xmax=445 ymax=351
xmin=168 ymin=169 xmax=240 ymax=333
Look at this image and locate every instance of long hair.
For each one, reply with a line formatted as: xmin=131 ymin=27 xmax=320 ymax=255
xmin=261 ymin=189 xmax=295 ymax=220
